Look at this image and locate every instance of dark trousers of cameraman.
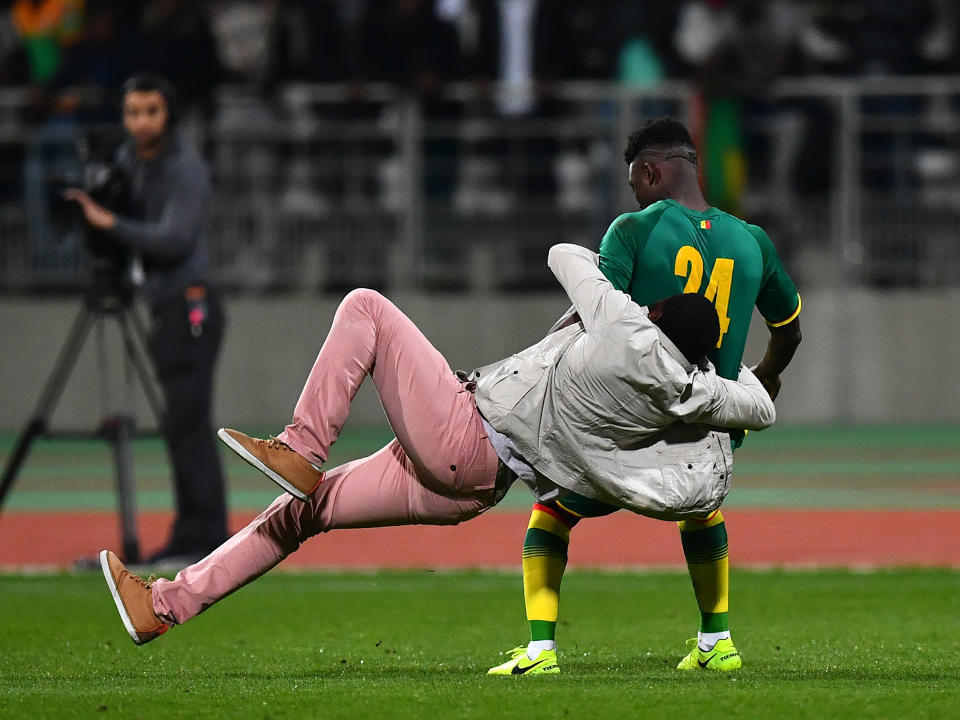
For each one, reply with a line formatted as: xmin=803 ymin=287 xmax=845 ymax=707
xmin=149 ymin=287 xmax=228 ymax=560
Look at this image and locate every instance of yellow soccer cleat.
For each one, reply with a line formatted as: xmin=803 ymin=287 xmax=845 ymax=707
xmin=488 ymin=646 xmax=560 ymax=676
xmin=676 ymin=637 xmax=742 ymax=672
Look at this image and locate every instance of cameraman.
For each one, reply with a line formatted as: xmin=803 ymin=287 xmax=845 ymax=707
xmin=66 ymin=74 xmax=227 ymax=565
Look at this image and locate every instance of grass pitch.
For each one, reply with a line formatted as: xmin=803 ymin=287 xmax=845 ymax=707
xmin=1 ymin=569 xmax=958 ymax=719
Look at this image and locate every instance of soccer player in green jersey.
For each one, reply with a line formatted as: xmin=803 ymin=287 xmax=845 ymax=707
xmin=490 ymin=117 xmax=802 ymax=675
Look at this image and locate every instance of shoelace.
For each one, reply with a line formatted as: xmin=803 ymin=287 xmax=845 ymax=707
xmin=263 ymin=435 xmax=323 ymax=480
xmin=265 ymin=436 xmax=292 ymax=451
xmin=129 ymin=572 xmax=158 ymax=590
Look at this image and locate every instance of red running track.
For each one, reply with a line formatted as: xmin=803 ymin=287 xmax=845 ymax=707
xmin=2 ymin=509 xmax=959 ymax=569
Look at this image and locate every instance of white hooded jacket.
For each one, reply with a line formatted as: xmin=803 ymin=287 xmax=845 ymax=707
xmin=472 ymin=243 xmax=775 ymax=520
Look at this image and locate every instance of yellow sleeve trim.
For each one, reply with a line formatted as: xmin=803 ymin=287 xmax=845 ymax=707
xmin=766 ymin=295 xmax=801 ymax=328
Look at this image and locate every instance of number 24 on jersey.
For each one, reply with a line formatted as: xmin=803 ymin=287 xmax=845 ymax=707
xmin=674 ymin=245 xmax=733 ymax=348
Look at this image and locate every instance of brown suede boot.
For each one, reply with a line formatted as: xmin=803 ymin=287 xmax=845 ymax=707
xmin=217 ymin=428 xmax=324 ymax=501
xmin=100 ymin=550 xmax=169 ymax=646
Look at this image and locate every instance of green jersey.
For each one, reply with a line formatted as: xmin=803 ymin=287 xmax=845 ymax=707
xmin=598 ymin=199 xmax=800 ymax=380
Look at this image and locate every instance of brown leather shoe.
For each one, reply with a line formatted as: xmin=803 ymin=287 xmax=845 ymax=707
xmin=217 ymin=428 xmax=323 ymax=501
xmin=100 ymin=550 xmax=169 ymax=646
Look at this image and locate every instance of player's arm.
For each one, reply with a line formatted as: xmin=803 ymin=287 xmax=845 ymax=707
xmin=749 ymin=225 xmax=802 ymax=400
xmin=753 ymin=316 xmax=801 ymax=401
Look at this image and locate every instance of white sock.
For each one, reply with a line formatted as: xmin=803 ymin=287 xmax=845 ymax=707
xmin=698 ymin=630 xmax=731 ymax=651
xmin=526 ymin=639 xmax=556 ymax=660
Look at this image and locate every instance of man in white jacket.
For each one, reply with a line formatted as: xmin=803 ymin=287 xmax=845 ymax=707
xmin=100 ymin=244 xmax=774 ymax=652
xmin=474 ymin=243 xmax=772 ymax=522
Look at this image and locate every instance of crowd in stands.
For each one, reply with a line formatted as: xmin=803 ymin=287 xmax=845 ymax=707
xmin=2 ymin=1 xmax=959 ymax=290
xmin=0 ymin=0 xmax=957 ymax=117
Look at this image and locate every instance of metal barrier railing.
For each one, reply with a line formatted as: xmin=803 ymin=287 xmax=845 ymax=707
xmin=1 ymin=77 xmax=959 ymax=293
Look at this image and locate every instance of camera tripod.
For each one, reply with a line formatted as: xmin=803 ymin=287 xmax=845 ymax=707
xmin=0 ymin=283 xmax=164 ymax=563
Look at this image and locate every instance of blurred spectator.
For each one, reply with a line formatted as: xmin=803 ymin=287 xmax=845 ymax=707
xmin=136 ymin=0 xmax=221 ymax=117
xmin=206 ymin=1 xmax=283 ymax=289
xmin=436 ymin=0 xmax=543 ymax=287
xmin=671 ymin=0 xmax=817 ymax=273
xmin=674 ymin=0 xmax=808 ymax=215
xmin=613 ymin=2 xmax=682 ymax=87
xmin=360 ymin=0 xmax=462 ymax=95
xmin=9 ymin=0 xmax=84 ymax=85
xmin=11 ymin=0 xmax=104 ymax=280
xmin=439 ymin=0 xmax=495 ymax=83
xmin=441 ymin=1 xmax=644 ymax=286
xmin=272 ymin=0 xmax=346 ymax=83
xmin=208 ymin=0 xmax=279 ymax=88
xmin=534 ymin=1 xmax=621 ymax=82
xmin=920 ymin=0 xmax=959 ymax=72
xmin=325 ymin=0 xmax=371 ymax=83
xmin=0 ymin=5 xmax=26 ymax=84
xmin=806 ymin=0 xmax=938 ymax=76
xmin=674 ymin=0 xmax=805 ymax=97
xmin=359 ymin=0 xmax=464 ymax=287
xmin=815 ymin=1 xmax=945 ymax=286
xmin=53 ymin=1 xmax=135 ymax=114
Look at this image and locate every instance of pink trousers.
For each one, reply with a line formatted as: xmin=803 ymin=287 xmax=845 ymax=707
xmin=152 ymin=289 xmax=501 ymax=624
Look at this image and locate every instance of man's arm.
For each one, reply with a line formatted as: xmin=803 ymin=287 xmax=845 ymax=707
xmin=110 ymin=164 xmax=210 ymax=261
xmin=544 ymin=214 xmax=646 ymax=336
xmin=545 ymin=305 xmax=579 ymax=335
xmin=691 ymin=365 xmax=777 ymax=431
xmin=752 ymin=317 xmax=802 ymax=400
xmin=547 ymin=243 xmax=632 ymax=333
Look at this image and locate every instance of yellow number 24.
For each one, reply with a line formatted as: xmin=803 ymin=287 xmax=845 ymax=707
xmin=673 ymin=245 xmax=733 ymax=348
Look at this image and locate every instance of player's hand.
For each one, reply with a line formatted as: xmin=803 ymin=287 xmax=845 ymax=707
xmin=63 ymin=188 xmax=117 ymax=231
xmin=750 ymin=362 xmax=782 ymax=401
xmin=758 ymin=374 xmax=781 ymax=401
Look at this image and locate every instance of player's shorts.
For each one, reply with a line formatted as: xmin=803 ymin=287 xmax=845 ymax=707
xmin=553 ymin=491 xmax=620 ymax=519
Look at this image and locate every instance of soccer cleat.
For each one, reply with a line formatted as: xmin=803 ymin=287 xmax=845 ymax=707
xmin=100 ymin=550 xmax=169 ymax=646
xmin=676 ymin=637 xmax=742 ymax=672
xmin=487 ymin=645 xmax=560 ymax=676
xmin=218 ymin=428 xmax=323 ymax=501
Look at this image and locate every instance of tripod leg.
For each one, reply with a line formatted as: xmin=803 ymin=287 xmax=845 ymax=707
xmin=116 ymin=308 xmax=165 ymax=425
xmin=0 ymin=305 xmax=95 ymax=511
xmin=0 ymin=419 xmax=46 ymax=509
xmin=108 ymin=415 xmax=140 ymax=563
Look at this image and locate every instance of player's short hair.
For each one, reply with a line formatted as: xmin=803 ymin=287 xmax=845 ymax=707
xmin=121 ymin=73 xmax=178 ymax=127
xmin=651 ymin=293 xmax=720 ymax=364
xmin=623 ymin=117 xmax=697 ymax=165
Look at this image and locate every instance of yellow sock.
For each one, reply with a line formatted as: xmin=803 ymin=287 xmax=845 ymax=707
xmin=523 ymin=505 xmax=573 ymax=640
xmin=678 ymin=510 xmax=729 ymax=632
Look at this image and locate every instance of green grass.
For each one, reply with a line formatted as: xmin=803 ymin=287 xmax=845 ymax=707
xmin=2 ymin=569 xmax=959 ymax=719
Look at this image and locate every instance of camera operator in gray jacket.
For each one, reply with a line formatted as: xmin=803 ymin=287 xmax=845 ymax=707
xmin=66 ymin=75 xmax=226 ymax=565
